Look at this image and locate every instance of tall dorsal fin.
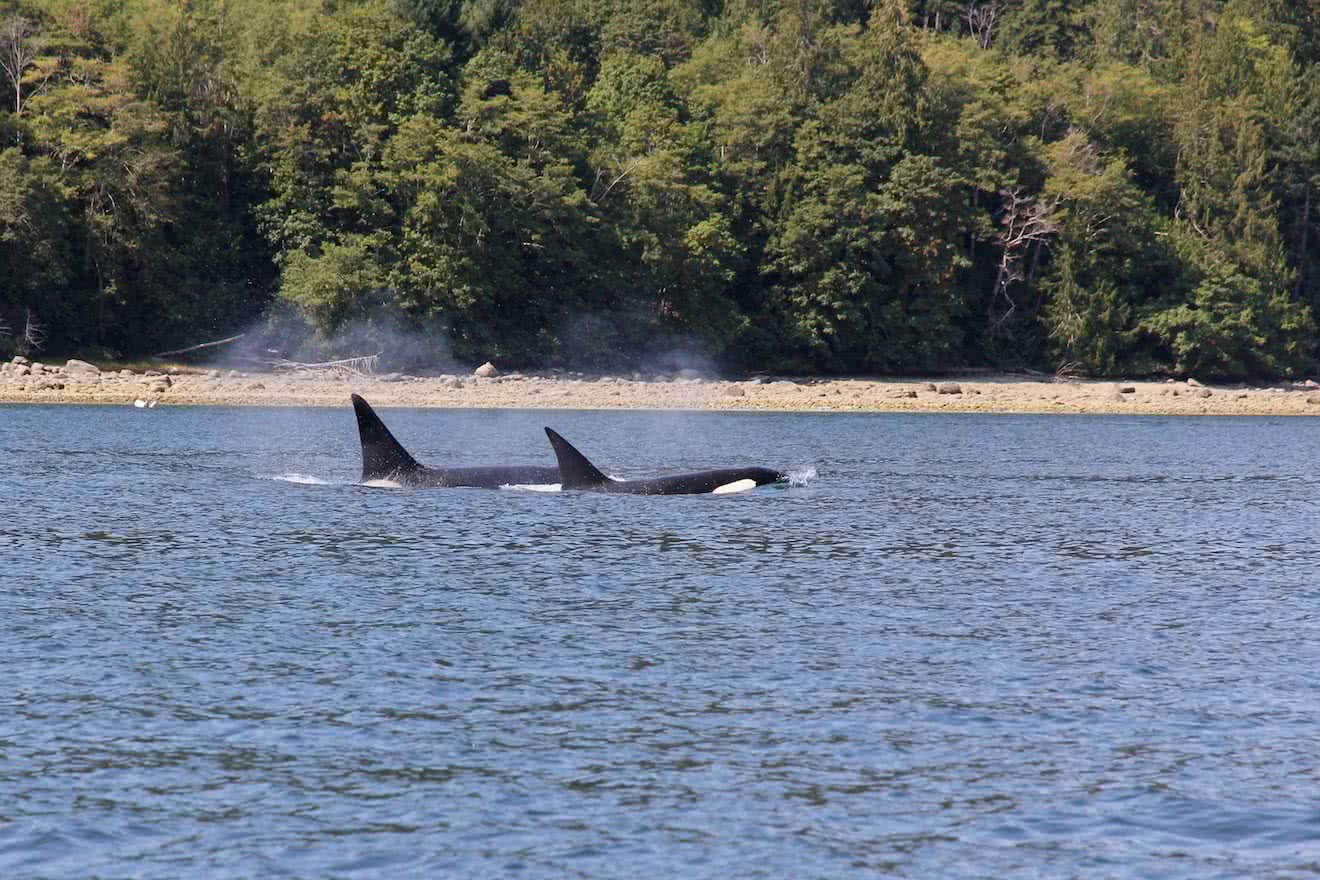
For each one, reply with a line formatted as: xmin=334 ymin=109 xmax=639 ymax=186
xmin=352 ymin=394 xmax=421 ymax=481
xmin=544 ymin=428 xmax=610 ymax=489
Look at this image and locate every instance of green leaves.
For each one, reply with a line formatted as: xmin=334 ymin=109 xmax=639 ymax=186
xmin=2 ymin=0 xmax=1318 ymax=376
xmin=313 ymin=70 xmax=604 ymax=363
xmin=0 ymin=148 xmax=70 ymax=334
xmin=765 ymin=18 xmax=982 ymax=372
xmin=1038 ymin=133 xmax=1164 ymax=373
xmin=279 ymin=235 xmax=388 ymax=331
xmin=1141 ymin=259 xmax=1314 ymax=379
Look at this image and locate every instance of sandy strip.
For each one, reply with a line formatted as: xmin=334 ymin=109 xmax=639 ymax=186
xmin=3 ymin=360 xmax=1320 ymax=416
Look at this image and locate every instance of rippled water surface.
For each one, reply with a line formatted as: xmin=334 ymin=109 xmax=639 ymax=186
xmin=3 ymin=403 xmax=1320 ymax=878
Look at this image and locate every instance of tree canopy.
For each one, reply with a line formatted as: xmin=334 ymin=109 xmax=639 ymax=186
xmin=1 ymin=0 xmax=1318 ymax=379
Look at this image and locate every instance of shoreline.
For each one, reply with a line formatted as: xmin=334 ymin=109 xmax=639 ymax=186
xmin=3 ymin=358 xmax=1320 ymax=416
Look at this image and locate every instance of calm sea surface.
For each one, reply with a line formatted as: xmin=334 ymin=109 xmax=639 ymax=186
xmin=2 ymin=403 xmax=1319 ymax=878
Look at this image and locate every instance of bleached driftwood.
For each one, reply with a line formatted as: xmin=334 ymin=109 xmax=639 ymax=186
xmin=266 ymin=353 xmax=382 ymax=377
xmin=154 ymin=333 xmax=246 ymax=359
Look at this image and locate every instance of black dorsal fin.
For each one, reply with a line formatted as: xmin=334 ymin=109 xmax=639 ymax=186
xmin=544 ymin=428 xmax=610 ymax=489
xmin=352 ymin=394 xmax=421 ymax=481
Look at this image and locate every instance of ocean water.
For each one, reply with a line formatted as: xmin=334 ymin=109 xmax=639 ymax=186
xmin=2 ymin=403 xmax=1319 ymax=878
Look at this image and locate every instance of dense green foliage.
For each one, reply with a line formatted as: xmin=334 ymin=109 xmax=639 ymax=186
xmin=1 ymin=0 xmax=1318 ymax=377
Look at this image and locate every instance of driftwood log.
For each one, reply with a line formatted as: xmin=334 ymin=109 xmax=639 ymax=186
xmin=153 ymin=333 xmax=246 ymax=359
xmin=265 ymin=353 xmax=381 ymax=377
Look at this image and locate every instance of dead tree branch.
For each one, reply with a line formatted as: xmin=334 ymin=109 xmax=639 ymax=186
xmin=18 ymin=309 xmax=45 ymax=354
xmin=989 ymin=187 xmax=1059 ymax=333
xmin=0 ymin=15 xmax=51 ymax=122
xmin=964 ymin=4 xmax=998 ymax=50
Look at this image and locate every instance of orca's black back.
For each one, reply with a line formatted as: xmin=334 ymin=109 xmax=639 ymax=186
xmin=611 ymin=468 xmax=787 ymax=495
xmin=409 ymin=464 xmax=562 ymax=488
xmin=544 ymin=426 xmax=786 ymax=495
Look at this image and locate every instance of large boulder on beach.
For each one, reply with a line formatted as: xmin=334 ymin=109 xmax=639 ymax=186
xmin=474 ymin=361 xmax=498 ymax=378
xmin=937 ymin=382 xmax=962 ymax=395
xmin=65 ymin=359 xmax=100 ymax=374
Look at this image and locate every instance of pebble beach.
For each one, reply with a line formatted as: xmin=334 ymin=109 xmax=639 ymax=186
xmin=4 ymin=356 xmax=1320 ymax=416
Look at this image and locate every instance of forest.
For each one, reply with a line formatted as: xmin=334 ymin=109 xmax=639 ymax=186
xmin=1 ymin=0 xmax=1318 ymax=378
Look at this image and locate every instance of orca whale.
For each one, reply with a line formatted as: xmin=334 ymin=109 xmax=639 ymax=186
xmin=352 ymin=394 xmax=560 ymax=487
xmin=543 ymin=427 xmax=787 ymax=495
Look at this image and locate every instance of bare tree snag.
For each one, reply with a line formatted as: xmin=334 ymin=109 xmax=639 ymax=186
xmin=0 ymin=16 xmax=41 ymax=118
xmin=19 ymin=309 xmax=46 ymax=355
xmin=989 ymin=188 xmax=1059 ymax=333
xmin=964 ymin=4 xmax=998 ymax=50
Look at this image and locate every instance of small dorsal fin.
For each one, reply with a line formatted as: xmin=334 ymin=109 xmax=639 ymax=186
xmin=544 ymin=428 xmax=610 ymax=489
xmin=352 ymin=394 xmax=421 ymax=481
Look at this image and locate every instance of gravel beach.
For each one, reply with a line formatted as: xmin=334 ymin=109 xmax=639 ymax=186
xmin=4 ymin=357 xmax=1320 ymax=416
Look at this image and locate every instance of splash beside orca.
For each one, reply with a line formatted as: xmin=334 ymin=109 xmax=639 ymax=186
xmin=350 ymin=394 xmax=790 ymax=494
xmin=544 ymin=427 xmax=787 ymax=495
xmin=352 ymin=394 xmax=559 ymax=488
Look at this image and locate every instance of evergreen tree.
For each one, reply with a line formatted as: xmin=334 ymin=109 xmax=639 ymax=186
xmin=0 ymin=147 xmax=69 ymax=351
xmin=768 ymin=4 xmax=976 ymax=370
xmin=999 ymin=0 xmax=1090 ymax=61
xmin=1039 ymin=132 xmax=1169 ymax=373
xmin=0 ymin=0 xmax=1313 ymax=376
xmin=1144 ymin=3 xmax=1316 ymax=379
